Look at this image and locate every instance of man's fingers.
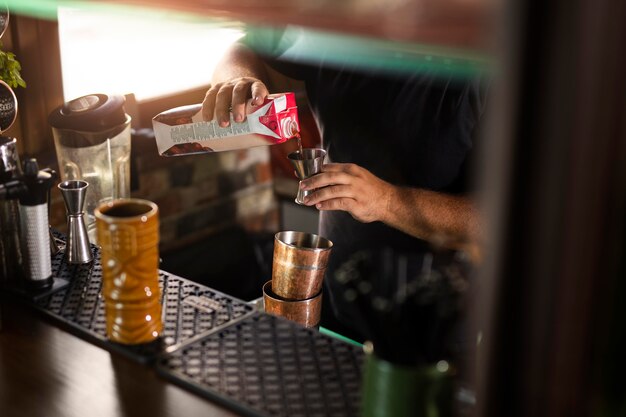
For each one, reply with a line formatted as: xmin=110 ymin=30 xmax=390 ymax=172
xmin=303 ymin=185 xmax=355 ymax=206
xmin=314 ymin=197 xmax=356 ymax=212
xmin=251 ymin=81 xmax=269 ymax=105
xmin=231 ymin=81 xmax=250 ymax=123
xmin=320 ymin=163 xmax=344 ymax=172
xmin=321 ymin=163 xmax=360 ymax=175
xmin=300 ymin=171 xmax=353 ymax=190
xmin=201 ymin=87 xmax=219 ymax=121
xmin=215 ymin=85 xmax=235 ymax=127
xmin=203 ymin=78 xmax=269 ymax=124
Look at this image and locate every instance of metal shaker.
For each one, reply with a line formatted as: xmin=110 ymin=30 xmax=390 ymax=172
xmin=58 ymin=180 xmax=92 ymax=264
xmin=49 ymin=94 xmax=132 ymax=244
xmin=18 ymin=159 xmax=56 ymax=289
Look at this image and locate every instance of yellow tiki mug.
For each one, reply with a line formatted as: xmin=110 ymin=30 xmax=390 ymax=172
xmin=95 ymin=198 xmax=162 ymax=344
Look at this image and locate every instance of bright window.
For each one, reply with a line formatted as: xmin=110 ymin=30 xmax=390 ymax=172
xmin=58 ymin=7 xmax=244 ymax=101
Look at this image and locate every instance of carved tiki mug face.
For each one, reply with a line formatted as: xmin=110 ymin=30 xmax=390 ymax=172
xmin=95 ymin=199 xmax=162 ymax=344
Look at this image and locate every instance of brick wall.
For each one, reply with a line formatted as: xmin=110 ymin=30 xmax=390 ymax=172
xmin=32 ymin=83 xmax=321 ymax=296
xmin=49 ymin=133 xmax=283 ymax=255
xmin=47 ymin=91 xmax=320 ymax=260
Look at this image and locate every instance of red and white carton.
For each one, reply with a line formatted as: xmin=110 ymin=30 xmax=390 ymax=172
xmin=152 ymin=92 xmax=299 ymax=156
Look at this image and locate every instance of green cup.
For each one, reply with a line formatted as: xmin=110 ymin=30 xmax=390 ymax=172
xmin=361 ymin=343 xmax=454 ymax=417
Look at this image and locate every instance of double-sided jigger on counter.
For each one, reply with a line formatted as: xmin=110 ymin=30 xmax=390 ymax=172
xmin=263 ymin=231 xmax=333 ymax=328
xmin=58 ymin=180 xmax=92 ymax=264
xmin=288 ymin=148 xmax=326 ymax=205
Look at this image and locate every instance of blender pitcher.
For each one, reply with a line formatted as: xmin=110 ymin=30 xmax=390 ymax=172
xmin=49 ymin=94 xmax=131 ymax=243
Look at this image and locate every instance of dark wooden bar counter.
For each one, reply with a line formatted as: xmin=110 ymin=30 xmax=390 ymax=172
xmin=0 ymin=237 xmax=363 ymax=417
xmin=0 ymin=299 xmax=239 ymax=417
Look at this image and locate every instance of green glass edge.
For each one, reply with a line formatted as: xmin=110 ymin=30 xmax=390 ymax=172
xmin=319 ymin=326 xmax=363 ymax=348
xmin=3 ymin=0 xmax=233 ymax=24
xmin=246 ymin=24 xmax=492 ymax=78
xmin=6 ymin=0 xmax=492 ymax=78
xmin=4 ymin=0 xmax=59 ymax=20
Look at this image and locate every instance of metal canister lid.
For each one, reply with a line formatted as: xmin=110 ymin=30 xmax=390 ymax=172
xmin=0 ymin=136 xmax=20 ymax=180
xmin=48 ymin=94 xmax=127 ymax=132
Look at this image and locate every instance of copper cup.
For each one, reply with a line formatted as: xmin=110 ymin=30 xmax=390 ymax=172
xmin=95 ymin=198 xmax=162 ymax=344
xmin=263 ymin=281 xmax=322 ymax=328
xmin=271 ymin=231 xmax=333 ymax=300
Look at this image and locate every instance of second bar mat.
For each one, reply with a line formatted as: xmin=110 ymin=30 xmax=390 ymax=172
xmin=158 ymin=313 xmax=364 ymax=417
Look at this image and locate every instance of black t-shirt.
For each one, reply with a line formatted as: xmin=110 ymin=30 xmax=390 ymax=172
xmin=246 ymin=30 xmax=486 ymax=343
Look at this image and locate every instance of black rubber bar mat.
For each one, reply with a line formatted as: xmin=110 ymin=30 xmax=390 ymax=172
xmin=35 ymin=238 xmax=255 ymax=363
xmin=157 ymin=313 xmax=364 ymax=417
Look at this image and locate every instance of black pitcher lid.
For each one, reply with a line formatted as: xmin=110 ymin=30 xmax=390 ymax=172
xmin=48 ymin=94 xmax=126 ymax=132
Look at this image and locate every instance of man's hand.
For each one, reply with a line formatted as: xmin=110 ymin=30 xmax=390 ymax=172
xmin=301 ymin=162 xmax=481 ymax=258
xmin=201 ymin=77 xmax=269 ymax=126
xmin=300 ymin=163 xmax=396 ymax=223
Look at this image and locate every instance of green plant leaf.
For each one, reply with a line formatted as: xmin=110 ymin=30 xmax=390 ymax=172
xmin=0 ymin=41 xmax=26 ymax=89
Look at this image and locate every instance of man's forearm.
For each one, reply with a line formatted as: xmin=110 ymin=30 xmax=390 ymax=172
xmin=300 ymin=162 xmax=482 ymax=256
xmin=204 ymin=43 xmax=272 ymax=124
xmin=383 ymin=186 xmax=481 ymax=252
xmin=211 ymin=44 xmax=269 ymax=86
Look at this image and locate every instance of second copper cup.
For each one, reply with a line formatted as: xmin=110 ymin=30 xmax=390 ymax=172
xmin=271 ymin=231 xmax=333 ymax=300
xmin=263 ymin=281 xmax=322 ymax=328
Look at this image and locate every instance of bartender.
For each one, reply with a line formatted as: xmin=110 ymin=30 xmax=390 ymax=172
xmin=202 ymin=27 xmax=486 ymax=345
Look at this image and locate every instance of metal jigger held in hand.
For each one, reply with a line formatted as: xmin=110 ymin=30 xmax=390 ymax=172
xmin=288 ymin=148 xmax=327 ymax=205
xmin=58 ymin=180 xmax=93 ymax=264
